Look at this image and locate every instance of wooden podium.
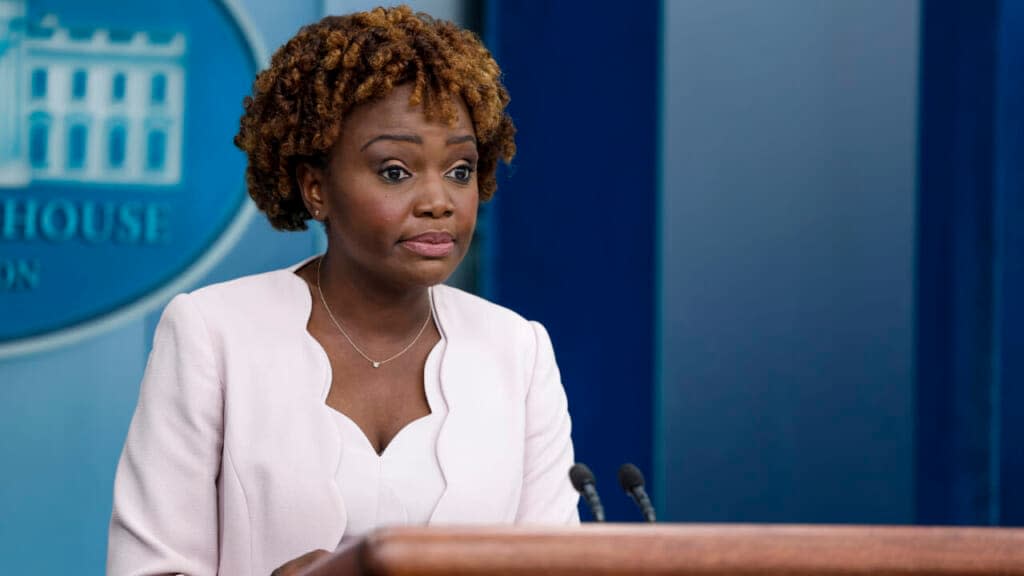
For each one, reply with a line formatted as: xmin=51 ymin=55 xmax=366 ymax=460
xmin=301 ymin=524 xmax=1024 ymax=575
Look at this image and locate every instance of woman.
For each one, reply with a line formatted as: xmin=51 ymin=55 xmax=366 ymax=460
xmin=107 ymin=6 xmax=578 ymax=576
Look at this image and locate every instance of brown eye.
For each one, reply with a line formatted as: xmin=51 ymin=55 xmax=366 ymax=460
xmin=380 ymin=165 xmax=411 ymax=183
xmin=446 ymin=164 xmax=474 ymax=184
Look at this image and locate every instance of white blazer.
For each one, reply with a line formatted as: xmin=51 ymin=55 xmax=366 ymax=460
xmin=107 ymin=261 xmax=579 ymax=576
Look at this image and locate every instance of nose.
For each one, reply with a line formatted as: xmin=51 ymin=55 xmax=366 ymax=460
xmin=414 ymin=174 xmax=455 ymax=218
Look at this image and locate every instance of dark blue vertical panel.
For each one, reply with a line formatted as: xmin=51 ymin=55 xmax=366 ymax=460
xmin=995 ymin=0 xmax=1024 ymax=527
xmin=915 ymin=0 xmax=999 ymax=525
xmin=485 ymin=0 xmax=658 ymax=521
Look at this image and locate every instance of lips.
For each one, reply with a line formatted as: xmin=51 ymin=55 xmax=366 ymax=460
xmin=401 ymin=231 xmax=455 ymax=258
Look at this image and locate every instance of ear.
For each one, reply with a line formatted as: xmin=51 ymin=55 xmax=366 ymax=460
xmin=295 ymin=160 xmax=327 ymax=221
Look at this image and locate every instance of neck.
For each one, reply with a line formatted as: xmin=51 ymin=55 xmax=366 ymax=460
xmin=316 ymin=253 xmax=432 ymax=340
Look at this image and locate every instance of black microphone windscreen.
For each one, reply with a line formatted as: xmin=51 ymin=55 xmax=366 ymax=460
xmin=569 ymin=463 xmax=596 ymax=492
xmin=617 ymin=463 xmax=645 ymax=491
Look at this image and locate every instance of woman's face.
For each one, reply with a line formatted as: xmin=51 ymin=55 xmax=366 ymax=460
xmin=303 ymin=84 xmax=480 ymax=290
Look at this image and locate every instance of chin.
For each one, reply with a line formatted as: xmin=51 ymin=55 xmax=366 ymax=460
xmin=401 ymin=258 xmax=461 ymax=288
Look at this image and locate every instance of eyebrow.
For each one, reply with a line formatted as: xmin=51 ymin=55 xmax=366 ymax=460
xmin=446 ymin=135 xmax=477 ymax=146
xmin=360 ymin=133 xmax=477 ymax=151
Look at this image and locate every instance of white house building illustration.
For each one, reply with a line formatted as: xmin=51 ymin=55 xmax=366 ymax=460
xmin=0 ymin=0 xmax=186 ymax=187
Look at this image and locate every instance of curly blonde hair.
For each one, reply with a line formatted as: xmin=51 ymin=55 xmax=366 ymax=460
xmin=234 ymin=5 xmax=517 ymax=231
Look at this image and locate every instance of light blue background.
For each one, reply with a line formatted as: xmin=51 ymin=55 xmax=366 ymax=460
xmin=0 ymin=0 xmax=321 ymax=572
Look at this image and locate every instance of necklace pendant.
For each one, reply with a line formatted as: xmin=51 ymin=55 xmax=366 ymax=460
xmin=372 ymin=361 xmax=381 ymax=369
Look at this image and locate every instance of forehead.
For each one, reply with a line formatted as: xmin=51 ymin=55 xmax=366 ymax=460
xmin=342 ymin=84 xmax=474 ymax=139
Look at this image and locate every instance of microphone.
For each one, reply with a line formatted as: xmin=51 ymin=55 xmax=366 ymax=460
xmin=568 ymin=463 xmax=606 ymax=522
xmin=617 ymin=463 xmax=656 ymax=523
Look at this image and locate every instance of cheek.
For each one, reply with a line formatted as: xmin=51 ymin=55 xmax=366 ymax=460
xmin=342 ymin=190 xmax=404 ymax=232
xmin=460 ymin=186 xmax=480 ymax=215
xmin=366 ymin=198 xmax=406 ymax=229
xmin=458 ymin=192 xmax=479 ymax=233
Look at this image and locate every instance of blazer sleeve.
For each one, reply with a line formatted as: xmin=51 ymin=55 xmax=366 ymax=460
xmin=107 ymin=293 xmax=223 ymax=576
xmin=515 ymin=321 xmax=581 ymax=524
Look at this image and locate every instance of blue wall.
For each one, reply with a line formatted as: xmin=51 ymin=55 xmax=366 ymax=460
xmin=915 ymin=0 xmax=999 ymax=525
xmin=657 ymin=0 xmax=920 ymax=523
xmin=916 ymin=0 xmax=1024 ymax=525
xmin=995 ymin=0 xmax=1024 ymax=526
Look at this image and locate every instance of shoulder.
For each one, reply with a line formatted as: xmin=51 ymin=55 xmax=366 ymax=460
xmin=159 ymin=263 xmax=308 ymax=343
xmin=432 ymin=283 xmax=533 ymax=332
xmin=188 ymin=266 xmax=299 ymax=312
xmin=432 ymin=284 xmax=549 ymax=360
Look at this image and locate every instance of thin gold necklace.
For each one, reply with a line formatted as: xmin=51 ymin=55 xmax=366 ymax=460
xmin=316 ymin=257 xmax=432 ymax=369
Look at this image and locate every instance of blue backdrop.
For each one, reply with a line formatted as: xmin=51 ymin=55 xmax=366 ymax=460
xmin=484 ymin=0 xmax=658 ymax=522
xmin=656 ymin=0 xmax=920 ymax=523
xmin=916 ymin=0 xmax=1024 ymax=525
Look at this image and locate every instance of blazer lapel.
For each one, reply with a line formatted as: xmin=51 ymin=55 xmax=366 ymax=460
xmin=428 ymin=286 xmax=524 ymax=524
